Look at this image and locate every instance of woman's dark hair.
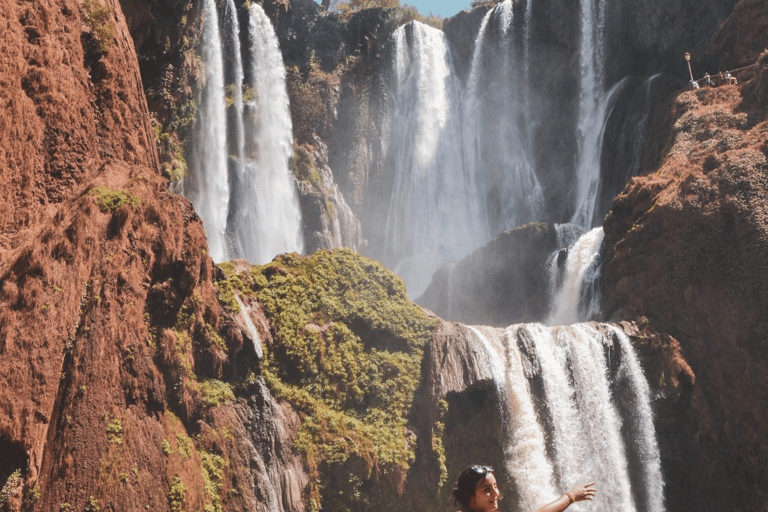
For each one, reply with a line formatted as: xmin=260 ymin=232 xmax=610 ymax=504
xmin=452 ymin=465 xmax=495 ymax=508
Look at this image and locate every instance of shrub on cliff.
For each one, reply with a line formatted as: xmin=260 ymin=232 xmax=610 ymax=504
xmin=220 ymin=249 xmax=436 ymax=512
xmin=81 ymin=0 xmax=115 ymax=53
xmin=332 ymin=0 xmax=444 ymax=29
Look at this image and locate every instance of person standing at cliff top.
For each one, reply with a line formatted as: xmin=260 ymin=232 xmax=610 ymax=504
xmin=452 ymin=466 xmax=597 ymax=512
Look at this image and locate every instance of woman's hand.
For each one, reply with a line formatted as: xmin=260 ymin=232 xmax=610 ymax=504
xmin=565 ymin=482 xmax=597 ymax=503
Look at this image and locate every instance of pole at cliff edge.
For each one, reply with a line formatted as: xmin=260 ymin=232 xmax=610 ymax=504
xmin=685 ymin=52 xmax=694 ymax=82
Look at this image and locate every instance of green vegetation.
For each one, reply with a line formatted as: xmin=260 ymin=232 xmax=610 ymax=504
xmin=225 ymin=84 xmax=258 ymax=108
xmin=84 ymin=496 xmax=100 ymax=512
xmin=332 ymin=0 xmax=444 ymax=29
xmin=81 ymin=0 xmax=115 ymax=53
xmin=0 ymin=469 xmax=21 ymax=506
xmin=88 ymin=187 xmax=140 ymax=212
xmin=176 ymin=434 xmax=193 ymax=459
xmin=152 ymin=117 xmax=188 ymax=183
xmin=168 ymin=477 xmax=187 ymax=512
xmin=162 ymin=439 xmax=173 ymax=456
xmin=24 ymin=483 xmax=40 ymax=504
xmin=106 ymin=418 xmax=123 ymax=444
xmin=201 ymin=452 xmax=227 ymax=512
xmin=198 ymin=379 xmax=235 ymax=408
xmin=433 ymin=399 xmax=449 ymax=491
xmin=219 ymin=249 xmax=436 ymax=512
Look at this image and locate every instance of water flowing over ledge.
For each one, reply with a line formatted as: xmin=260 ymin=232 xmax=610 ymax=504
xmin=463 ymin=322 xmax=665 ymax=512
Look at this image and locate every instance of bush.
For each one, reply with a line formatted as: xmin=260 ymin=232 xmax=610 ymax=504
xmin=198 ymin=379 xmax=235 ymax=408
xmin=81 ymin=0 xmax=115 ymax=53
xmin=88 ymin=187 xmax=140 ymax=212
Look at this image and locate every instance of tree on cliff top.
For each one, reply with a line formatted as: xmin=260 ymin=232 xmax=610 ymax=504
xmin=331 ymin=0 xmax=444 ymax=28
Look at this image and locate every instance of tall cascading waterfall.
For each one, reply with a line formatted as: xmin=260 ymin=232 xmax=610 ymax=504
xmin=186 ymin=0 xmax=229 ymax=262
xmin=233 ymin=3 xmax=303 ymax=263
xmin=468 ymin=322 xmax=665 ymax=512
xmin=463 ymin=0 xmax=544 ymax=233
xmin=185 ymin=1 xmax=303 ymax=264
xmin=569 ymin=0 xmax=629 ymax=228
xmin=385 ymin=22 xmax=487 ymax=297
xmin=385 ymin=1 xmax=545 ymax=297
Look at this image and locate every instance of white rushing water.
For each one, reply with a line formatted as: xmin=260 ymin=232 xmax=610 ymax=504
xmin=222 ymin=0 xmax=246 ymax=250
xmin=234 ymin=3 xmax=303 ymax=263
xmin=386 ymin=22 xmax=487 ymax=297
xmin=387 ymin=2 xmax=548 ymax=297
xmin=187 ymin=0 xmax=229 ymax=262
xmin=187 ymin=1 xmax=303 ymax=264
xmin=548 ymin=226 xmax=604 ymax=326
xmin=471 ymin=322 xmax=665 ymax=512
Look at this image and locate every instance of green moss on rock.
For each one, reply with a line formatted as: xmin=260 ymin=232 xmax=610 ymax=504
xmin=222 ymin=249 xmax=436 ymax=512
xmin=88 ymin=187 xmax=140 ymax=212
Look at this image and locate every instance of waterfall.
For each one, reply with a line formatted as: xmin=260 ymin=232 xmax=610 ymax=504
xmin=462 ymin=0 xmax=543 ymax=233
xmin=471 ymin=322 xmax=664 ymax=512
xmin=235 ymin=3 xmax=304 ymax=263
xmin=385 ymin=22 xmax=486 ymax=298
xmin=569 ymin=0 xmax=632 ymax=228
xmin=548 ymin=226 xmax=604 ymax=326
xmin=187 ymin=0 xmax=229 ymax=262
xmin=469 ymin=323 xmax=557 ymax=511
xmin=222 ymin=0 xmax=246 ymax=248
xmin=386 ymin=3 xmax=549 ymax=297
xmin=186 ymin=1 xmax=303 ymax=264
xmin=235 ymin=295 xmax=263 ymax=359
xmin=610 ymin=326 xmax=665 ymax=512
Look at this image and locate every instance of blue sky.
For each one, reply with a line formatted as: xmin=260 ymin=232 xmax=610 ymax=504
xmin=314 ymin=1 xmax=471 ymax=18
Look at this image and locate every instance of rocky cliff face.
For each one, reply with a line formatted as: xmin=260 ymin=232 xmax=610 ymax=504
xmin=2 ymin=0 xmax=768 ymax=511
xmin=603 ymin=53 xmax=768 ymax=512
xmin=0 ymin=1 xmax=307 ymax=509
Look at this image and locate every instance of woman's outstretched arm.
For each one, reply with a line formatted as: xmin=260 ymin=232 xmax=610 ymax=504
xmin=534 ymin=482 xmax=597 ymax=512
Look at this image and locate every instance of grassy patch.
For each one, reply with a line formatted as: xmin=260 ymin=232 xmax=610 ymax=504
xmin=88 ymin=187 xmax=140 ymax=212
xmin=167 ymin=476 xmax=186 ymax=512
xmin=198 ymin=379 xmax=234 ymax=408
xmin=106 ymin=418 xmax=123 ymax=444
xmin=201 ymin=452 xmax=227 ymax=512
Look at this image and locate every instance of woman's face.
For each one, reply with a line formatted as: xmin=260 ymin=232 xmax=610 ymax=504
xmin=468 ymin=472 xmax=500 ymax=512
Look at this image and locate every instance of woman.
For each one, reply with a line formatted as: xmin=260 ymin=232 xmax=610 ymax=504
xmin=452 ymin=465 xmax=596 ymax=512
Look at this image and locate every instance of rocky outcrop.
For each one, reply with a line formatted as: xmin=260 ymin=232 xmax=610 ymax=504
xmin=417 ymin=223 xmax=576 ymax=327
xmin=603 ymin=58 xmax=768 ymax=511
xmin=0 ymin=0 xmax=306 ymax=509
xmin=715 ymin=0 xmax=768 ymax=70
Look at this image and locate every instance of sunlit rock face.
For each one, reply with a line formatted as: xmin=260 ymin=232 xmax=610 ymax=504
xmin=603 ymin=58 xmax=768 ymax=511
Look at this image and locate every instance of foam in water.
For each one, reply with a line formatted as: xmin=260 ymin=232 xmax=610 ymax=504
xmin=501 ymin=325 xmax=558 ymax=511
xmin=470 ymin=322 xmax=664 ymax=512
xmin=566 ymin=324 xmax=636 ymax=512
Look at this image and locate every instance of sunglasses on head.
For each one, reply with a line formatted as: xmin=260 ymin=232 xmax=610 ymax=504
xmin=470 ymin=465 xmax=494 ymax=475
